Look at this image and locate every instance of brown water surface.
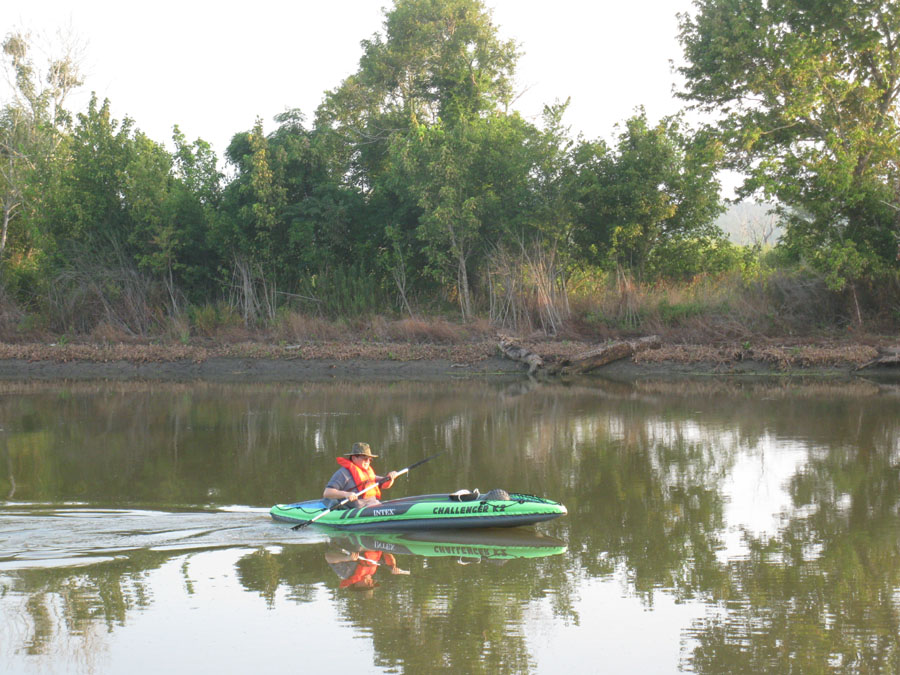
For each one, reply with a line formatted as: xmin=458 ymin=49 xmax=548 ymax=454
xmin=1 ymin=377 xmax=899 ymax=673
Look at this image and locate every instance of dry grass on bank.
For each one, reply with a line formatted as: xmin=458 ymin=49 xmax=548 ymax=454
xmin=0 ymin=268 xmax=897 ymax=373
xmin=564 ymin=270 xmax=861 ymax=343
xmin=634 ymin=341 xmax=880 ymax=369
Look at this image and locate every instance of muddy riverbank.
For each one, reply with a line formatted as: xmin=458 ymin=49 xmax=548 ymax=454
xmin=0 ymin=338 xmax=895 ymax=381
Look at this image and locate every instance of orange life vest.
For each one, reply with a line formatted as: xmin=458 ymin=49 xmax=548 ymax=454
xmin=336 ymin=457 xmax=393 ymax=499
xmin=339 ymin=552 xmax=397 ymax=588
xmin=339 ymin=551 xmax=383 ymax=588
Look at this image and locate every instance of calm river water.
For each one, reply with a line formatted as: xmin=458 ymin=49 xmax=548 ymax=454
xmin=1 ymin=375 xmax=899 ymax=674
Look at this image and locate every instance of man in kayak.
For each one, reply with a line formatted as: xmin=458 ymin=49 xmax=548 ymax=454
xmin=323 ymin=443 xmax=399 ymax=508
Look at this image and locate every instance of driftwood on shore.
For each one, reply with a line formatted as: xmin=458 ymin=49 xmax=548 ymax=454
xmin=497 ymin=336 xmax=545 ymax=374
xmin=498 ymin=335 xmax=660 ymax=376
xmin=855 ymin=346 xmax=900 ymax=371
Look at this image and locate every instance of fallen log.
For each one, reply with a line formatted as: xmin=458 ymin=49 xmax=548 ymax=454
xmin=855 ymin=346 xmax=900 ymax=371
xmin=497 ymin=335 xmax=544 ymax=375
xmin=498 ymin=335 xmax=660 ymax=376
xmin=550 ymin=335 xmax=661 ymax=375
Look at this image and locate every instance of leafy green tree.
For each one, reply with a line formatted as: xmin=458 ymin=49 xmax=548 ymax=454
xmin=33 ymin=95 xmax=206 ymax=331
xmin=313 ymin=0 xmax=522 ymax=317
xmin=399 ymin=120 xmax=481 ymax=319
xmin=529 ymin=101 xmax=579 ymax=249
xmin=573 ymin=110 xmax=724 ymax=279
xmin=45 ymin=95 xmax=134 ymax=257
xmin=165 ymin=126 xmax=223 ymax=303
xmin=215 ymin=112 xmax=379 ymax=319
xmin=646 ymin=235 xmax=748 ymax=281
xmin=390 ymin=113 xmax=536 ymax=319
xmin=215 ymin=118 xmax=286 ymax=320
xmin=219 ymin=115 xmax=364 ymax=274
xmin=268 ymin=110 xmax=368 ymax=272
xmin=678 ymin=0 xmax=900 ymax=295
xmin=44 ymin=96 xmax=177 ymax=263
xmin=125 ymin=127 xmax=224 ymax=312
xmin=315 ymin=0 xmax=518 ymax=185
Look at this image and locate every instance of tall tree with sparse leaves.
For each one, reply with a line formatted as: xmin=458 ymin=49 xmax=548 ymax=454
xmin=0 ymin=31 xmax=82 ymax=265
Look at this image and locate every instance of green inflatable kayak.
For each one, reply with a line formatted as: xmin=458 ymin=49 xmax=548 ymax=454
xmin=270 ymin=490 xmax=567 ymax=531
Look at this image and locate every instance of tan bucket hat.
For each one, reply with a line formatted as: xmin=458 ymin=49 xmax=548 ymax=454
xmin=345 ymin=442 xmax=378 ymax=458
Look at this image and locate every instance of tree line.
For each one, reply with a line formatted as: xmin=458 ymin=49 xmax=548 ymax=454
xmin=1 ymin=0 xmax=898 ymax=337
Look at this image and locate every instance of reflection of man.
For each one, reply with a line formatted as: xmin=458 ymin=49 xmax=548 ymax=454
xmin=325 ymin=549 xmax=409 ymax=592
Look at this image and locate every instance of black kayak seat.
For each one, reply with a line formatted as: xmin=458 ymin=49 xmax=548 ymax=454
xmin=449 ymin=488 xmax=512 ymax=502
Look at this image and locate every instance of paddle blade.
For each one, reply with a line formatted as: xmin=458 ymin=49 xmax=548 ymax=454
xmin=291 ymin=520 xmax=312 ymax=530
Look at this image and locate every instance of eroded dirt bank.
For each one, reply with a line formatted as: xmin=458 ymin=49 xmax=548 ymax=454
xmin=0 ymin=338 xmax=895 ymax=381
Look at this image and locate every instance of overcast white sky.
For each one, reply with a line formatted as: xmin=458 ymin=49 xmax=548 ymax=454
xmin=7 ymin=0 xmax=698 ymax=157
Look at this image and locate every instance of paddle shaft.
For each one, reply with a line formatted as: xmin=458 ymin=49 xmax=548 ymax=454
xmin=341 ymin=548 xmax=382 ymax=565
xmin=291 ymin=452 xmax=441 ymax=530
xmin=339 ymin=548 xmax=410 ymax=574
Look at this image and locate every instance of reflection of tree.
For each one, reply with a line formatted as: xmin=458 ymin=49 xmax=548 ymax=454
xmin=1 ymin=433 xmax=13 ymax=498
xmin=563 ymin=432 xmax=730 ymax=604
xmin=3 ymin=549 xmax=168 ymax=656
xmin=685 ymin=405 xmax=900 ymax=673
xmin=234 ymin=546 xmax=320 ymax=608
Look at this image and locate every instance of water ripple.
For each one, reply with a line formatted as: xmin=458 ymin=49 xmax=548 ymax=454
xmin=0 ymin=503 xmax=323 ymax=570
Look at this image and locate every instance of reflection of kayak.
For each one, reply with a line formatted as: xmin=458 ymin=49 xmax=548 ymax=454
xmin=270 ymin=492 xmax=567 ymax=531
xmin=331 ymin=528 xmax=567 ymax=560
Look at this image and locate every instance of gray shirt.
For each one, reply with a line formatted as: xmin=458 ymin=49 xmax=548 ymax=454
xmin=327 ymin=559 xmax=358 ymax=579
xmin=324 ymin=466 xmax=385 ymax=508
xmin=324 ymin=467 xmax=356 ymax=508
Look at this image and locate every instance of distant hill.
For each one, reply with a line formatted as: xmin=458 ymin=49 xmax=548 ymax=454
xmin=715 ymin=201 xmax=783 ymax=246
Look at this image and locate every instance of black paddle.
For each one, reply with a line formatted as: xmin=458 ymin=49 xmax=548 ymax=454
xmin=292 ymin=452 xmax=442 ymax=530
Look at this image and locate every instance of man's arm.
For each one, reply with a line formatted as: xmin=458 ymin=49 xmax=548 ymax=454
xmin=323 ymin=469 xmax=358 ymax=501
xmin=378 ymin=470 xmax=400 ymax=490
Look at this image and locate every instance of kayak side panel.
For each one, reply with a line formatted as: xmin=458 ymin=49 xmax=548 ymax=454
xmin=272 ymin=511 xmax=561 ymax=530
xmin=270 ymin=499 xmax=566 ymax=531
xmin=323 ymin=512 xmax=562 ymax=531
